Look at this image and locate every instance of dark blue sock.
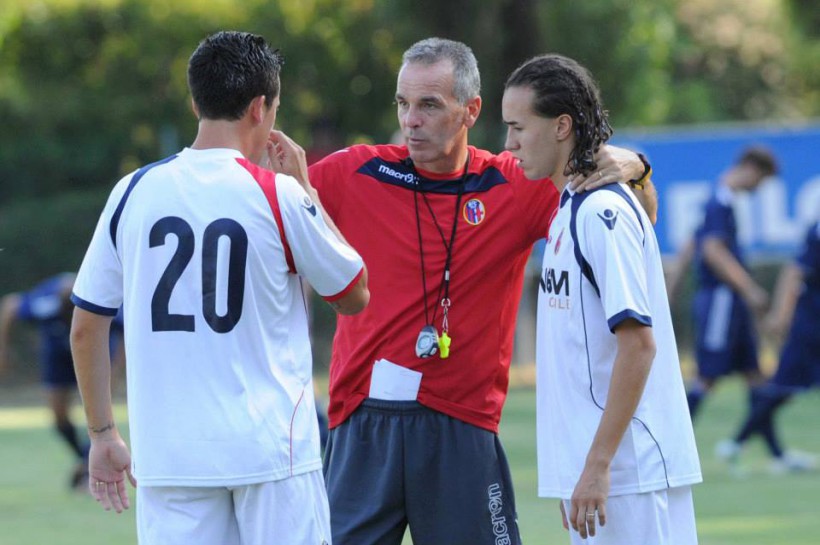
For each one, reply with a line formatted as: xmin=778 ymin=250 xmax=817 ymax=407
xmin=55 ymin=420 xmax=86 ymax=459
xmin=734 ymin=385 xmax=790 ymax=457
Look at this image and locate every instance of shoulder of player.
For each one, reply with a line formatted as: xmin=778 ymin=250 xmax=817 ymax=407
xmin=575 ymin=183 xmax=633 ymax=208
xmin=574 ymin=185 xmax=642 ymax=224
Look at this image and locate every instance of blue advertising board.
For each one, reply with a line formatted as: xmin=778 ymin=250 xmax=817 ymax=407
xmin=614 ymin=122 xmax=820 ymax=259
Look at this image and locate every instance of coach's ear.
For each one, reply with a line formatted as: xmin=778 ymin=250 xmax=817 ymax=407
xmin=191 ymin=98 xmax=201 ymax=120
xmin=463 ymin=95 xmax=482 ymax=129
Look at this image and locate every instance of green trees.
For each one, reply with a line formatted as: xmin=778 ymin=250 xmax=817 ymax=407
xmin=0 ymin=0 xmax=816 ymax=291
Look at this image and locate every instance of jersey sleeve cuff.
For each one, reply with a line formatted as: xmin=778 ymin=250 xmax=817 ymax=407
xmin=323 ymin=267 xmax=365 ymax=302
xmin=608 ymin=309 xmax=652 ymax=332
xmin=70 ymin=293 xmax=120 ymax=316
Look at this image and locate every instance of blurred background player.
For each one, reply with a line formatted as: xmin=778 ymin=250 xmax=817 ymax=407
xmin=0 ymin=272 xmax=124 ymax=490
xmin=715 ymin=220 xmax=820 ymax=473
xmin=676 ymin=146 xmax=778 ymax=422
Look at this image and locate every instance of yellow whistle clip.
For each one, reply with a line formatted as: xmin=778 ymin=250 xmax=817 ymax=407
xmin=438 ymin=332 xmax=451 ymax=359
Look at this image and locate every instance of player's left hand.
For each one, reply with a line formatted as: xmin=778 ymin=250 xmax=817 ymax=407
xmin=569 ymin=465 xmax=609 ymax=539
xmin=88 ymin=433 xmax=136 ymax=514
xmin=568 ymin=145 xmax=641 ymax=192
xmin=559 ymin=501 xmax=570 ymax=531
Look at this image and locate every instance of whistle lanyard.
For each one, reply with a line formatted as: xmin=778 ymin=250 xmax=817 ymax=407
xmin=412 ymin=153 xmax=470 ymax=345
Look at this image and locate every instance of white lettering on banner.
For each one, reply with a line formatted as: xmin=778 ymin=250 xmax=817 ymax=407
xmin=667 ymin=181 xmax=710 ymax=250
xmin=664 ymin=178 xmax=820 ymax=254
xmin=795 ymin=176 xmax=820 ymax=231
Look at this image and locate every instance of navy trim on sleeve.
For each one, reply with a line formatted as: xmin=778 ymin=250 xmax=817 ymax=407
xmin=569 ymin=191 xmax=601 ymax=297
xmin=70 ymin=293 xmax=119 ymax=317
xmin=568 ymin=184 xmax=646 ymax=299
xmin=109 ymin=154 xmax=178 ymax=248
xmin=607 ymin=308 xmax=652 ymax=332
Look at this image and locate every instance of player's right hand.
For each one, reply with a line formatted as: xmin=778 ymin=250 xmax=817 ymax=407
xmin=744 ymin=284 xmax=769 ymax=316
xmin=267 ymin=130 xmax=310 ymax=188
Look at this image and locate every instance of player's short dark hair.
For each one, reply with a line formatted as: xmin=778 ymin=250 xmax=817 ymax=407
xmin=505 ymin=54 xmax=612 ymax=177
xmin=737 ymin=145 xmax=778 ymax=177
xmin=187 ymin=31 xmax=284 ymax=121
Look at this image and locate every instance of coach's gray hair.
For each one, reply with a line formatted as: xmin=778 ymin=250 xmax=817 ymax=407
xmin=401 ymin=37 xmax=481 ymax=105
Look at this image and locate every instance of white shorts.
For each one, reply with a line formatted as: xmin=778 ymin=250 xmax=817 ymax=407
xmin=136 ymin=470 xmax=330 ymax=545
xmin=561 ymin=486 xmax=697 ymax=545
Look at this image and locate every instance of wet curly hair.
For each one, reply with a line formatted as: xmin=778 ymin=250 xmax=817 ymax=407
xmin=505 ymin=54 xmax=612 ymax=176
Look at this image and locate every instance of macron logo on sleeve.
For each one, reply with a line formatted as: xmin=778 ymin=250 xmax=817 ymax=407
xmin=301 ymin=196 xmax=317 ymax=217
xmin=597 ymin=209 xmax=618 ymax=230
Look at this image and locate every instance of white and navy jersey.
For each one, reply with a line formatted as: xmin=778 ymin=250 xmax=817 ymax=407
xmin=535 ymin=183 xmax=701 ymax=499
xmin=695 ymin=184 xmax=744 ymax=289
xmin=72 ymin=147 xmax=364 ymax=487
xmin=791 ymin=221 xmax=820 ymax=338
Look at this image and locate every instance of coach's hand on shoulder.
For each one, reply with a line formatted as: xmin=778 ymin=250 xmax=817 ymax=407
xmin=568 ymin=145 xmax=648 ymax=191
xmin=568 ymin=145 xmax=658 ymax=224
xmin=267 ymin=130 xmax=310 ymax=188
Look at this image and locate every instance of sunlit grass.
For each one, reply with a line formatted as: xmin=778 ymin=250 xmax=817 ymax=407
xmin=1 ymin=377 xmax=818 ymax=545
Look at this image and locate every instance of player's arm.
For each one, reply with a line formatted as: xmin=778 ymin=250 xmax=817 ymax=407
xmin=767 ymin=223 xmax=820 ymax=339
xmin=570 ymin=320 xmax=655 ymax=539
xmin=70 ymin=308 xmax=116 ymax=437
xmin=70 ymin=307 xmax=135 ymax=512
xmin=267 ymin=129 xmax=346 ymax=244
xmin=665 ymin=238 xmax=695 ymax=302
xmin=702 ymin=235 xmax=768 ymax=314
xmin=267 ymin=130 xmax=369 ymax=315
xmin=0 ymin=293 xmax=22 ymax=376
xmin=764 ymin=262 xmax=803 ymax=340
xmin=569 ymin=192 xmax=654 ymax=538
xmin=630 ymin=177 xmax=658 ymax=226
xmin=569 ymin=146 xmax=657 ymax=224
xmin=326 ymin=268 xmax=369 ymax=316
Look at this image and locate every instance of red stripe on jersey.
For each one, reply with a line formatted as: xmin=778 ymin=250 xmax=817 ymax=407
xmin=324 ymin=267 xmax=365 ymax=302
xmin=237 ymin=158 xmax=296 ymax=274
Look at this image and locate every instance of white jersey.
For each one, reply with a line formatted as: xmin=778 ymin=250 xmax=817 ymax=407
xmin=535 ymin=183 xmax=701 ymax=499
xmin=72 ymin=147 xmax=364 ymax=487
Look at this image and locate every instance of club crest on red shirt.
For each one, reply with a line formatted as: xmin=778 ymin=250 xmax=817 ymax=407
xmin=463 ymin=199 xmax=486 ymax=225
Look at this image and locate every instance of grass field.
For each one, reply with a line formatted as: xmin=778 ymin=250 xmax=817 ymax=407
xmin=1 ymin=379 xmax=818 ymax=544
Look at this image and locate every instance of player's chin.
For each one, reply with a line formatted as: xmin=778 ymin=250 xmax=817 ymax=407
xmin=521 ymin=164 xmax=545 ymax=181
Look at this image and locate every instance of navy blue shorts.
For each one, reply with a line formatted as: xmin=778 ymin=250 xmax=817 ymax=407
xmin=41 ymin=350 xmax=77 ymax=387
xmin=693 ymin=287 xmax=759 ymax=379
xmin=323 ymin=399 xmax=521 ymax=545
xmin=770 ymin=331 xmax=820 ymax=390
